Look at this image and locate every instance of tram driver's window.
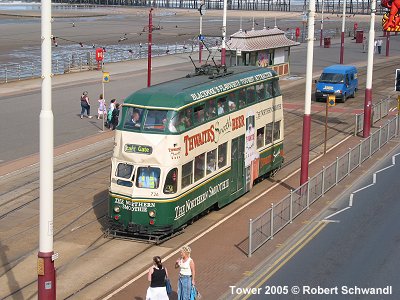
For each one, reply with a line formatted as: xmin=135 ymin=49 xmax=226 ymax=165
xmin=182 ymin=161 xmax=193 ymax=189
xmin=273 ymin=121 xmax=281 ymax=141
xmin=246 ymin=86 xmax=256 ymax=104
xmin=218 ymin=142 xmax=227 ymax=169
xmin=257 ymin=127 xmax=265 ymax=149
xmin=194 ymin=153 xmax=205 ymax=181
xmin=143 ymin=109 xmax=168 ymax=132
xmin=265 ymin=123 xmax=273 ymax=145
xmin=123 ymin=107 xmax=144 ymax=130
xmin=256 ymin=83 xmax=266 ymax=101
xmin=136 ymin=166 xmax=161 ymax=189
xmin=164 ymin=168 xmax=178 ymax=194
xmin=206 ymin=149 xmax=216 ymax=174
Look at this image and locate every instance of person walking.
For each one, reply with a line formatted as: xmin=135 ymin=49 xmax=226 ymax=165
xmin=80 ymin=91 xmax=92 ymax=119
xmin=377 ymin=39 xmax=383 ymax=54
xmin=145 ymin=256 xmax=169 ymax=300
xmin=97 ymin=93 xmax=107 ymax=120
xmin=362 ymin=36 xmax=367 ymax=53
xmin=175 ymin=246 xmax=195 ymax=300
xmin=107 ymin=98 xmax=116 ymax=128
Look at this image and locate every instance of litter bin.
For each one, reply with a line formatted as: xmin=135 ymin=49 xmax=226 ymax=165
xmin=324 ymin=37 xmax=331 ymax=48
xmin=356 ymin=30 xmax=364 ymax=43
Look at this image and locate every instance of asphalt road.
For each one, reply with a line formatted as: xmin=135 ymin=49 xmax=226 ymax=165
xmin=245 ymin=144 xmax=400 ymax=300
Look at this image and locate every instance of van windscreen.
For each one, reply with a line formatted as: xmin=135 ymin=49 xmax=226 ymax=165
xmin=319 ymin=73 xmax=344 ymax=84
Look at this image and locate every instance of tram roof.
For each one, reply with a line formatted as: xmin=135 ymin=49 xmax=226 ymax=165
xmin=123 ymin=66 xmax=278 ymax=109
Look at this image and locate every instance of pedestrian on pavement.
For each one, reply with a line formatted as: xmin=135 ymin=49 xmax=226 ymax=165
xmin=175 ymin=246 xmax=195 ymax=300
xmin=97 ymin=93 xmax=107 ymax=120
xmin=107 ymin=98 xmax=116 ymax=128
xmin=362 ymin=36 xmax=367 ymax=53
xmin=145 ymin=256 xmax=169 ymax=300
xmin=80 ymin=91 xmax=92 ymax=119
xmin=110 ymin=103 xmax=120 ymax=130
xmin=377 ymin=39 xmax=383 ymax=54
xmin=374 ymin=40 xmax=378 ymax=54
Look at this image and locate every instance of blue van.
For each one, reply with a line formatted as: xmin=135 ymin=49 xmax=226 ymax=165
xmin=315 ymin=65 xmax=358 ymax=103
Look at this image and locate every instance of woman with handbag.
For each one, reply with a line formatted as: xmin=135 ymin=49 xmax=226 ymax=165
xmin=146 ymin=256 xmax=169 ymax=300
xmin=175 ymin=246 xmax=196 ymax=300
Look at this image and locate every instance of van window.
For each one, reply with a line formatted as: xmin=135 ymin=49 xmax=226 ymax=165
xmin=319 ymin=73 xmax=344 ymax=84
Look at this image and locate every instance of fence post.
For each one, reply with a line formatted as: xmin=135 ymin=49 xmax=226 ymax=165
xmin=378 ymin=126 xmax=382 ymax=150
xmin=347 ymin=148 xmax=351 ymax=175
xmin=248 ymin=219 xmax=253 ymax=257
xmin=354 ymin=114 xmax=358 ymax=136
xmin=18 ymin=64 xmax=21 ymax=80
xmin=5 ymin=67 xmax=8 ymax=83
xmin=289 ymin=190 xmax=293 ymax=223
xmin=335 ymin=157 xmax=339 ymax=185
xmin=359 ymin=141 xmax=362 ymax=166
xmin=369 ymin=135 xmax=372 ymax=158
xmin=270 ymin=203 xmax=274 ymax=240
xmin=31 ymin=62 xmax=34 ymax=78
xmin=306 ymin=179 xmax=310 ymax=209
xmin=321 ymin=166 xmax=325 ymax=195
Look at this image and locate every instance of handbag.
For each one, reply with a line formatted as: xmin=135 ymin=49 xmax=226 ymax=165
xmin=190 ymin=285 xmax=201 ymax=300
xmin=165 ymin=278 xmax=172 ymax=295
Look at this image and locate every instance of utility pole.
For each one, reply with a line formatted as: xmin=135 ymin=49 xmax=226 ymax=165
xmin=340 ymin=0 xmax=346 ymax=64
xmin=300 ymin=0 xmax=315 ymax=185
xmin=38 ymin=0 xmax=56 ymax=298
xmin=198 ymin=1 xmax=205 ymax=64
xmin=363 ymin=0 xmax=376 ymax=137
xmin=221 ymin=0 xmax=227 ymax=66
xmin=147 ymin=8 xmax=153 ymax=87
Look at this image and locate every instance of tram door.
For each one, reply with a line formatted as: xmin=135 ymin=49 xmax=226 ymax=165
xmin=230 ymin=135 xmax=245 ymax=195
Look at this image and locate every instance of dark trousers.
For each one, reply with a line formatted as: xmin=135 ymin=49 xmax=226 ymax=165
xmin=80 ymin=102 xmax=90 ymax=116
xmin=378 ymin=46 xmax=382 ymax=54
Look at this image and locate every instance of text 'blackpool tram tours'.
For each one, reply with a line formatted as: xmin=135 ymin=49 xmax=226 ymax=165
xmin=108 ymin=65 xmax=284 ymax=242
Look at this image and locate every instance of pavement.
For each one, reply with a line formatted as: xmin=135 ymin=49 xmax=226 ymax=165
xmin=2 ymin=34 xmax=400 ymax=300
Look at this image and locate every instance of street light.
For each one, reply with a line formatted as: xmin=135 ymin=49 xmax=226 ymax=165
xmin=221 ymin=0 xmax=227 ymax=66
xmin=198 ymin=1 xmax=205 ymax=64
xmin=320 ymin=0 xmax=325 ymax=47
xmin=340 ymin=0 xmax=347 ymax=64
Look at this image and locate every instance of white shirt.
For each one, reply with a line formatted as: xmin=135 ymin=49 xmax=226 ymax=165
xmin=178 ymin=257 xmax=192 ymax=276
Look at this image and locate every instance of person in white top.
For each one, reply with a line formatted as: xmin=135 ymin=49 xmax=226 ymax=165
xmin=175 ymin=246 xmax=195 ymax=300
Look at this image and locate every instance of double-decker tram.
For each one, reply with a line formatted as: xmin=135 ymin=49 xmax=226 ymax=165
xmin=108 ymin=65 xmax=284 ymax=242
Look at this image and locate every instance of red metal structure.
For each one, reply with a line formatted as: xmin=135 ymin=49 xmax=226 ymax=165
xmin=147 ymin=8 xmax=153 ymax=87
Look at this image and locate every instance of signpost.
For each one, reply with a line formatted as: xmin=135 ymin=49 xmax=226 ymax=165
xmin=102 ymin=72 xmax=110 ymax=132
xmin=324 ymin=95 xmax=336 ymax=154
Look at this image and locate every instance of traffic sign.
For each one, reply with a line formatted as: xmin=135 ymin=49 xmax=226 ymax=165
xmin=328 ymin=94 xmax=336 ymax=106
xmin=198 ymin=34 xmax=205 ymax=41
xmin=103 ymin=72 xmax=110 ymax=83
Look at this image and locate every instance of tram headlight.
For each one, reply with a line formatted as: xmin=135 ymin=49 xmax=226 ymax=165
xmin=148 ymin=210 xmax=156 ymax=218
xmin=113 ymin=206 xmax=120 ymax=213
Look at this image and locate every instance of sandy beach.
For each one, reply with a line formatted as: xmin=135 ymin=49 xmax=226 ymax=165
xmin=0 ymin=6 xmax=381 ymax=65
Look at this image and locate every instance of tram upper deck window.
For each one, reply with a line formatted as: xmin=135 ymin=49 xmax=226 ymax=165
xmin=256 ymin=82 xmax=266 ymax=101
xmin=217 ymin=97 xmax=227 ymax=116
xmin=136 ymin=166 xmax=161 ymax=189
xmin=193 ymin=104 xmax=205 ymax=125
xmin=169 ymin=109 xmax=192 ymax=133
xmin=164 ymin=168 xmax=178 ymax=194
xmin=227 ymin=92 xmax=237 ymax=111
xmin=246 ymin=86 xmax=256 ymax=104
xmin=143 ymin=109 xmax=168 ymax=132
xmin=123 ymin=107 xmax=144 ymax=131
xmin=272 ymin=80 xmax=281 ymax=96
xmin=205 ymin=99 xmax=216 ymax=120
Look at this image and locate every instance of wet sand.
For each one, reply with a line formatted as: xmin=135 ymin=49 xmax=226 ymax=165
xmin=0 ymin=6 xmax=379 ymax=65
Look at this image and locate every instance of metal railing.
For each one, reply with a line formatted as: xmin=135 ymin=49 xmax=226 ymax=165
xmin=248 ymin=115 xmax=399 ymax=257
xmin=0 ymin=42 xmax=199 ymax=84
xmin=354 ymin=96 xmax=396 ymax=135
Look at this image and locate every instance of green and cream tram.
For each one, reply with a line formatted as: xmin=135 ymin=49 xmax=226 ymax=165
xmin=108 ymin=66 xmax=284 ymax=241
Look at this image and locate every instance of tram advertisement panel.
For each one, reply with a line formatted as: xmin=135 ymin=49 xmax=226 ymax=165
xmin=245 ymin=111 xmax=259 ymax=190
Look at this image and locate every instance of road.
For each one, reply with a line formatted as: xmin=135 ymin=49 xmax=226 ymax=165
xmin=1 ymin=35 xmax=400 ymax=163
xmin=237 ymin=145 xmax=400 ymax=300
